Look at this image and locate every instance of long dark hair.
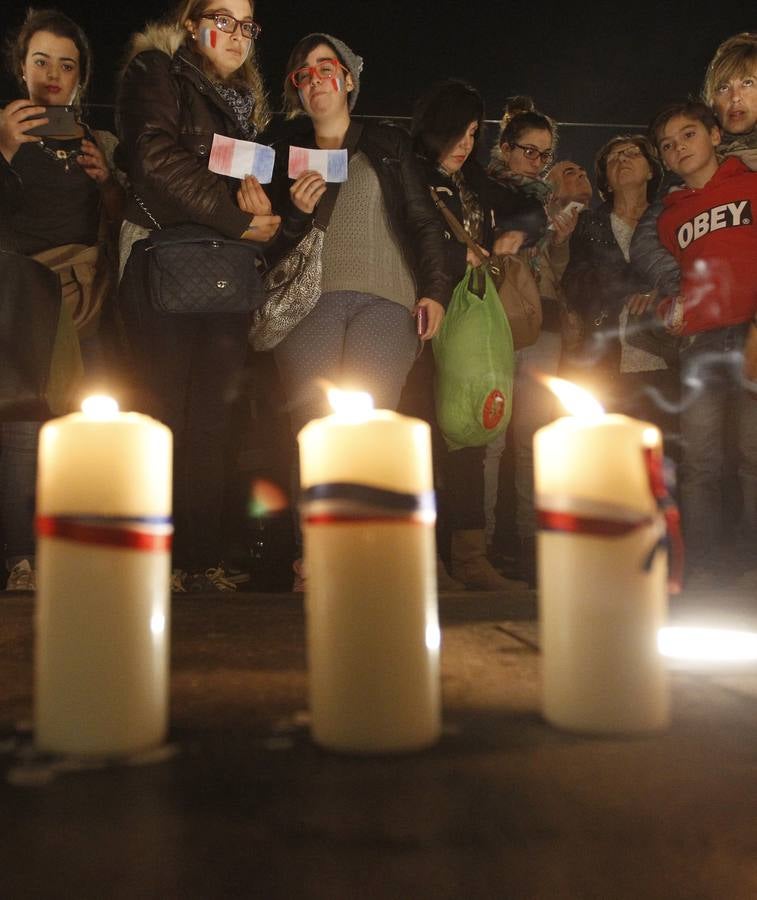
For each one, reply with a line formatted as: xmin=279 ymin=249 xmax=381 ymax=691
xmin=411 ymin=79 xmax=485 ymax=164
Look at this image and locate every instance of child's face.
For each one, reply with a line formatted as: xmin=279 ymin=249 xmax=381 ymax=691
xmin=712 ymin=73 xmax=757 ymax=135
xmin=658 ymin=116 xmax=721 ymax=185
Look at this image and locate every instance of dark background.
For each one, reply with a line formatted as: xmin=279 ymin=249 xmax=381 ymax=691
xmin=2 ymin=0 xmax=755 ymax=177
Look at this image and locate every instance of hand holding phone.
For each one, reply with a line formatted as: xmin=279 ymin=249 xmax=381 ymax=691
xmin=23 ymin=105 xmax=79 ymax=139
xmin=0 ymin=100 xmax=48 ymax=163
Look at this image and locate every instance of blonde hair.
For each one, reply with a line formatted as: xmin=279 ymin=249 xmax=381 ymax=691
xmin=172 ymin=0 xmax=270 ymax=131
xmin=703 ymin=32 xmax=757 ymax=108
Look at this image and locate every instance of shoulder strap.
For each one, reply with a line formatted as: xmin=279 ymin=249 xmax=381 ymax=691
xmin=430 ymin=186 xmax=487 ymax=265
xmin=313 ymin=120 xmax=364 ymax=230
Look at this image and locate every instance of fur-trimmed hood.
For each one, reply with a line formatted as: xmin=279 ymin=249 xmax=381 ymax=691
xmin=122 ymin=23 xmax=187 ymax=72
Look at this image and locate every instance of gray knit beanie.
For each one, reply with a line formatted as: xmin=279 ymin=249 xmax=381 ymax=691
xmin=303 ymin=33 xmax=364 ymax=111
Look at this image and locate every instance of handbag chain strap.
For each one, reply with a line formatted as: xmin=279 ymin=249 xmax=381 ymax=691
xmin=133 ymin=193 xmax=162 ymax=230
xmin=311 ymin=120 xmax=364 ymax=231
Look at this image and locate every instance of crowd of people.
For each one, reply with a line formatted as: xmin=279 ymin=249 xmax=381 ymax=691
xmin=1 ymin=3 xmax=755 ymax=593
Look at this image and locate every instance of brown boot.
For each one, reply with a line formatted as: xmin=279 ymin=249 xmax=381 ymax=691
xmin=436 ymin=556 xmax=465 ymax=591
xmin=451 ymin=529 xmax=528 ymax=591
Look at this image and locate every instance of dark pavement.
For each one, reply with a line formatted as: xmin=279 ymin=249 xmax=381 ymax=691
xmin=2 ymin=586 xmax=757 ymax=899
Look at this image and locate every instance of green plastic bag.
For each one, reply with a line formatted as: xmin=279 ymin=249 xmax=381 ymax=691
xmin=432 ymin=266 xmax=515 ymax=450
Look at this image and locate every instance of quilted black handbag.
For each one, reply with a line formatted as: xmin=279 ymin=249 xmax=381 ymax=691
xmin=143 ymin=223 xmax=264 ymax=315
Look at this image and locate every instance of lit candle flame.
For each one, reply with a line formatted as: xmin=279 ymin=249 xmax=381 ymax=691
xmin=328 ymin=388 xmax=374 ymax=418
xmin=543 ymin=377 xmax=604 ymax=418
xmin=81 ymin=395 xmax=120 ymax=418
xmin=658 ymin=627 xmax=757 ymax=662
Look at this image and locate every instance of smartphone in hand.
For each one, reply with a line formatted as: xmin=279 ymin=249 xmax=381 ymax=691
xmin=416 ymin=306 xmax=428 ymax=337
xmin=24 ymin=106 xmax=79 ymax=139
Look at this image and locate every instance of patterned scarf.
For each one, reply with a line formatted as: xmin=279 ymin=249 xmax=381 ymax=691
xmin=486 ymin=159 xmax=555 ymax=279
xmin=448 ymin=170 xmax=483 ymax=244
xmin=213 ymin=82 xmax=256 ymax=140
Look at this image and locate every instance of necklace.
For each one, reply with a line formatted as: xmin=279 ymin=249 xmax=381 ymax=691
xmin=37 ymin=139 xmax=81 ymax=173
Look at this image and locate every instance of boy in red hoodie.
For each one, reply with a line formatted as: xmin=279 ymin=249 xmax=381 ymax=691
xmin=652 ymin=100 xmax=757 ymax=576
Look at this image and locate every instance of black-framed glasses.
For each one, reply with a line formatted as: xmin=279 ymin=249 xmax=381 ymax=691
xmin=200 ymin=13 xmax=261 ymax=40
xmin=511 ymin=142 xmax=554 ymax=164
xmin=289 ymin=58 xmax=346 ymax=89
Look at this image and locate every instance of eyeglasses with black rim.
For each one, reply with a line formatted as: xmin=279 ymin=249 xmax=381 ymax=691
xmin=510 ymin=142 xmax=554 ymax=164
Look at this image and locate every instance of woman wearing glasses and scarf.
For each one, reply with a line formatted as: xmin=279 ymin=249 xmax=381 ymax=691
xmin=116 ymin=0 xmax=280 ymax=592
xmin=487 ymin=96 xmax=580 ymax=587
xmin=268 ymin=34 xmax=451 ymax=589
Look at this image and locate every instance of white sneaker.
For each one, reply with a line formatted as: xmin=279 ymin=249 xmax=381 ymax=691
xmin=6 ymin=559 xmax=36 ymax=591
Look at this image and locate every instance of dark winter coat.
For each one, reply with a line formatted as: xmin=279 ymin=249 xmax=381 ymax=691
xmin=563 ymin=203 xmax=651 ymax=333
xmin=418 ymin=157 xmax=546 ymax=286
xmin=269 ymin=120 xmax=452 ymax=307
xmin=115 ymin=25 xmax=253 ymax=238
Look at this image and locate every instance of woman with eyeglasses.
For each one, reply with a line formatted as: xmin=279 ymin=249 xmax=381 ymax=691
xmin=116 ymin=0 xmax=280 ymax=592
xmin=562 ymin=135 xmax=679 ymax=443
xmin=486 ymin=96 xmax=580 ymax=587
xmin=268 ymin=34 xmax=451 ymax=589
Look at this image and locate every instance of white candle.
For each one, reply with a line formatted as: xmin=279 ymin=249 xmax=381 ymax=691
xmin=298 ymin=390 xmax=441 ymax=753
xmin=534 ymin=381 xmax=669 ymax=734
xmin=35 ymin=396 xmax=172 ymax=756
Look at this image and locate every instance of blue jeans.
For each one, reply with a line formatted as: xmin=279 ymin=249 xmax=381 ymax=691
xmin=678 ymin=324 xmax=757 ymax=562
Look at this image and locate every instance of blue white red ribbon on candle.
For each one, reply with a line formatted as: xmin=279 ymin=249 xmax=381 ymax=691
xmin=536 ymin=446 xmax=684 ymax=595
xmin=301 ymin=483 xmax=436 ymax=526
xmin=642 ymin=445 xmax=684 ymax=594
xmin=36 ymin=515 xmax=173 ymax=552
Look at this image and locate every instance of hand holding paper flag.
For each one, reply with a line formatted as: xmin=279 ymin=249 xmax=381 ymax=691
xmin=288 ymin=146 xmax=348 ymax=182
xmin=208 ymin=134 xmax=275 ymax=183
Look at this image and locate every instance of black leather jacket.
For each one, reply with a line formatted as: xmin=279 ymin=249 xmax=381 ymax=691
xmin=116 ymin=41 xmax=253 ymax=238
xmin=418 ymin=157 xmax=547 ymax=286
xmin=268 ymin=120 xmax=452 ymax=307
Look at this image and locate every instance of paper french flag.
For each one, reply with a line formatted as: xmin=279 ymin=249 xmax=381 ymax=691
xmin=208 ymin=133 xmax=275 ymax=183
xmin=288 ymin=146 xmax=348 ymax=182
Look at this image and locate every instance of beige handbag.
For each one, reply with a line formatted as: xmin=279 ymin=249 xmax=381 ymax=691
xmin=430 ymin=188 xmax=542 ymax=350
xmin=32 ymin=241 xmax=110 ymax=339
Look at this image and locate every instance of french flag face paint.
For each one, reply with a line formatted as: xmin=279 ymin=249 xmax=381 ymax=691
xmin=199 ymin=26 xmax=218 ymax=49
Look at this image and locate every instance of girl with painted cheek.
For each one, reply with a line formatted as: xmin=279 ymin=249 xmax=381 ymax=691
xmin=116 ymin=0 xmax=279 ymax=592
xmin=0 ymin=8 xmax=127 ymax=592
xmin=268 ymin=33 xmax=451 ymax=590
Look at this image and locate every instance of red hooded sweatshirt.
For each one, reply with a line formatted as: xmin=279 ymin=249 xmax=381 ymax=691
xmin=657 ymin=156 xmax=757 ymax=334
